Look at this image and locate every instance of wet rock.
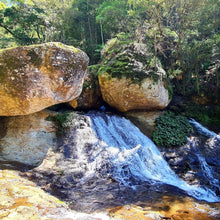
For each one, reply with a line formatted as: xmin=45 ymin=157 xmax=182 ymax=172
xmin=0 ymin=170 xmax=114 ymax=219
xmin=108 ymin=196 xmax=220 ymax=220
xmin=0 ymin=42 xmax=89 ymax=116
xmin=203 ymin=137 xmax=220 ymax=166
xmin=0 ymin=110 xmax=56 ymax=167
xmin=124 ymin=111 xmax=163 ymax=137
xmin=160 ymin=136 xmax=220 ymax=195
xmin=0 ymin=170 xmax=75 ymax=219
xmin=25 ymin=113 xmax=122 ymax=212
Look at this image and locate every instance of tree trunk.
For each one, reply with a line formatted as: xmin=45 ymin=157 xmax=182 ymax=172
xmin=100 ymin=20 xmax=104 ymax=46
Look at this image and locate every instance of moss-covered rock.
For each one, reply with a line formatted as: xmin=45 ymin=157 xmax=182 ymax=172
xmin=0 ymin=42 xmax=89 ymax=116
xmin=98 ymin=38 xmax=171 ymax=112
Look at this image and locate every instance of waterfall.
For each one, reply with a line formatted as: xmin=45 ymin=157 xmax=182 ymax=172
xmin=86 ymin=112 xmax=219 ymax=202
xmin=188 ymin=119 xmax=220 ymax=194
xmin=189 ymin=118 xmax=220 ymax=139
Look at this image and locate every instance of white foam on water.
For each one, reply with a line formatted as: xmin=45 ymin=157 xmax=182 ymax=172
xmin=87 ymin=112 xmax=219 ymax=202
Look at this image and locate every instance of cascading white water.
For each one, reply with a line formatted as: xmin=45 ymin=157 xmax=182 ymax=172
xmin=189 ymin=119 xmax=220 ymax=139
xmin=87 ymin=112 xmax=219 ymax=202
xmin=188 ymin=119 xmax=220 ymax=193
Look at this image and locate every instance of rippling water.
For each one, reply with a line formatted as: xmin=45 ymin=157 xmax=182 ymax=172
xmin=26 ymin=111 xmax=220 ymax=214
xmin=88 ymin=112 xmax=219 ymax=202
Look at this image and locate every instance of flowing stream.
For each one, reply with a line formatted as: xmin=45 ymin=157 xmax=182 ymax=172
xmin=189 ymin=118 xmax=220 ymax=139
xmin=86 ymin=112 xmax=219 ymax=202
xmin=188 ymin=119 xmax=220 ymax=195
xmin=29 ymin=111 xmax=220 ymax=214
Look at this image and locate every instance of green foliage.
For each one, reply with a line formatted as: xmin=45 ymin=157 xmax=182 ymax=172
xmin=0 ymin=2 xmax=46 ymax=46
xmin=164 ymin=78 xmax=173 ymax=100
xmin=46 ymin=112 xmax=70 ymax=135
xmin=153 ymin=112 xmax=193 ymax=147
xmin=96 ymin=0 xmax=128 ymax=38
xmin=0 ymin=0 xmax=219 ymax=100
xmin=182 ymin=105 xmax=220 ymax=126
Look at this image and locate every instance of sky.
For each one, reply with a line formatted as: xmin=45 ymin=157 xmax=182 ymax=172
xmin=1 ymin=0 xmax=13 ymax=6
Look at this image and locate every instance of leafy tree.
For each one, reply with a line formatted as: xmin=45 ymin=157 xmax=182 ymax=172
xmin=0 ymin=2 xmax=46 ymax=45
xmin=61 ymin=0 xmax=104 ymax=63
xmin=96 ymin=0 xmax=129 ymax=41
xmin=128 ymin=0 xmax=219 ymax=98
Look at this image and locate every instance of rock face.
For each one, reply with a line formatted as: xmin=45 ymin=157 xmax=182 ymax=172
xmin=124 ymin=111 xmax=164 ymax=137
xmin=69 ymin=65 xmax=103 ymax=109
xmin=108 ymin=196 xmax=219 ymax=220
xmin=160 ymin=136 xmax=220 ymax=196
xmin=0 ymin=170 xmax=105 ymax=219
xmin=0 ymin=111 xmax=56 ymax=167
xmin=99 ymin=72 xmax=170 ymax=112
xmin=0 ymin=170 xmax=69 ymax=219
xmin=98 ymin=39 xmax=171 ymax=112
xmin=0 ymin=42 xmax=89 ymax=116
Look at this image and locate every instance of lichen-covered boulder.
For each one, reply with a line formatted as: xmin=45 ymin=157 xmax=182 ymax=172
xmin=0 ymin=111 xmax=56 ymax=166
xmin=69 ymin=65 xmax=103 ymax=109
xmin=0 ymin=42 xmax=89 ymax=116
xmin=98 ymin=37 xmax=171 ymax=112
xmin=99 ymin=72 xmax=170 ymax=112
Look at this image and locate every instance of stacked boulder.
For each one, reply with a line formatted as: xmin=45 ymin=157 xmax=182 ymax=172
xmin=97 ymin=38 xmax=171 ymax=112
xmin=0 ymin=42 xmax=89 ymax=116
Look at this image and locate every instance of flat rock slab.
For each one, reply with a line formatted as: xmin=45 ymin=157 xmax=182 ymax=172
xmin=0 ymin=169 xmax=111 ymax=219
xmin=0 ymin=170 xmax=73 ymax=219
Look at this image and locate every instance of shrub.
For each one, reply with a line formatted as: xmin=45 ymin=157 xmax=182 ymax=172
xmin=46 ymin=112 xmax=70 ymax=135
xmin=182 ymin=104 xmax=220 ymax=126
xmin=153 ymin=112 xmax=193 ymax=147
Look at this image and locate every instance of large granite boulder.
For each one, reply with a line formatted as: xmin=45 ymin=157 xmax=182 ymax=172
xmin=98 ymin=38 xmax=171 ymax=112
xmin=0 ymin=111 xmax=56 ymax=167
xmin=0 ymin=42 xmax=89 ymax=116
xmin=69 ymin=65 xmax=103 ymax=109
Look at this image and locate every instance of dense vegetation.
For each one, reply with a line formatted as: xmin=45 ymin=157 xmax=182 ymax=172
xmin=152 ymin=112 xmax=193 ymax=147
xmin=0 ymin=0 xmax=219 ymax=100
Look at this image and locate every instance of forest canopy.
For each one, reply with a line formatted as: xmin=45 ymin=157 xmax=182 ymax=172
xmin=0 ymin=0 xmax=219 ymax=100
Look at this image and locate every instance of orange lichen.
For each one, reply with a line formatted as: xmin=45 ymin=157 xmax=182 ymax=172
xmin=9 ymin=198 xmax=33 ymax=210
xmin=108 ymin=196 xmax=219 ymax=220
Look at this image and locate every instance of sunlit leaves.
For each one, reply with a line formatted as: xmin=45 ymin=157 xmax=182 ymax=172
xmin=0 ymin=2 xmax=6 ymax=10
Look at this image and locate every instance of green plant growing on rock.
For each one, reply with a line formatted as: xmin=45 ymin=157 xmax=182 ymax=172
xmin=153 ymin=112 xmax=193 ymax=147
xmin=46 ymin=112 xmax=70 ymax=135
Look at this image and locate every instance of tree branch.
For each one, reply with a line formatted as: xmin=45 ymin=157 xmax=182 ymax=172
xmin=0 ymin=23 xmax=23 ymax=40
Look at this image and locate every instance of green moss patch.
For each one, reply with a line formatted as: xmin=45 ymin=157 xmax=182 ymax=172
xmin=98 ymin=35 xmax=165 ymax=85
xmin=182 ymin=104 xmax=220 ymax=126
